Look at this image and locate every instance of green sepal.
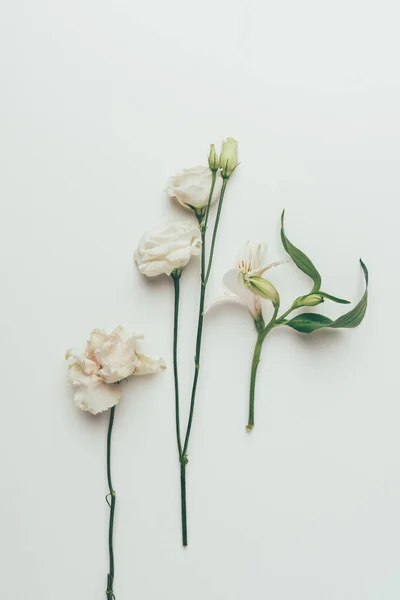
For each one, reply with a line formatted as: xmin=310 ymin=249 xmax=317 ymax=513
xmin=281 ymin=210 xmax=321 ymax=293
xmin=285 ymin=260 xmax=368 ymax=334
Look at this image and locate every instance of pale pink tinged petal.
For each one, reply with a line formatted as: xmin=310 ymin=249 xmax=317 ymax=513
xmin=99 ymin=362 xmax=139 ymax=383
xmin=134 ymin=353 xmax=166 ymax=376
xmin=86 ymin=329 xmax=107 ymax=360
xmin=67 ymin=364 xmax=94 ymax=387
xmin=74 ymin=380 xmax=121 ymax=415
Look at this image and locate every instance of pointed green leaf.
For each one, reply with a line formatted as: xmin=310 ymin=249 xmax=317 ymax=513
xmin=286 ymin=313 xmax=333 ymax=333
xmin=318 ymin=292 xmax=350 ymax=304
xmin=285 ymin=260 xmax=369 ymax=334
xmin=330 ymin=260 xmax=368 ymax=328
xmin=281 ymin=210 xmax=321 ymax=293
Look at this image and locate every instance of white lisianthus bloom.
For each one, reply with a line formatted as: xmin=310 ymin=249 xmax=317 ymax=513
xmin=207 ymin=242 xmax=286 ymax=318
xmin=66 ymin=326 xmax=166 ymax=414
xmin=134 ymin=218 xmax=201 ymax=277
xmin=167 ymin=165 xmax=223 ymax=211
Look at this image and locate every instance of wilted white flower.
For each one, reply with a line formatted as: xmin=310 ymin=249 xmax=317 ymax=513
xmin=167 ymin=165 xmax=223 ymax=211
xmin=207 ymin=242 xmax=285 ymax=318
xmin=66 ymin=326 xmax=166 ymax=414
xmin=135 ymin=219 xmax=201 ymax=277
xmin=219 ymin=137 xmax=238 ymax=178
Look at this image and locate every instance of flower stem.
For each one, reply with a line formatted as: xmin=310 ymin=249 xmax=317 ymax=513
xmin=180 ymin=460 xmax=188 ymax=546
xmin=247 ymin=305 xmax=279 ymax=431
xmin=171 ymin=270 xmax=187 ymax=545
xmin=183 ymin=178 xmax=229 ymax=456
xmin=204 ymin=178 xmax=228 ymax=284
xmin=247 ymin=332 xmax=264 ymax=431
xmin=106 ymin=407 xmax=116 ymax=599
xmin=171 ymin=271 xmax=183 ymax=458
xmin=177 ymin=174 xmax=229 ymax=547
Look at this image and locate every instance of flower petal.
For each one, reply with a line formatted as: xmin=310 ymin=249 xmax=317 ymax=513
xmin=74 ymin=380 xmax=121 ymax=415
xmin=134 ymin=353 xmax=166 ymax=376
xmin=253 ymin=260 xmax=289 ymax=277
xmin=223 ymin=269 xmax=262 ymax=318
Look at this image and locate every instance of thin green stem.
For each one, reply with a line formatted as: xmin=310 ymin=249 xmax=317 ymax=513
xmin=177 ymin=173 xmax=230 ymax=547
xmin=171 ymin=272 xmax=182 ymax=458
xmin=275 ymin=305 xmax=296 ymax=324
xmin=202 ymin=170 xmax=217 ymax=233
xmin=106 ymin=407 xmax=116 ymax=600
xmin=204 ymin=178 xmax=228 ymax=284
xmin=180 ymin=461 xmax=187 ymax=546
xmin=247 ymin=305 xmax=279 ymax=431
xmin=171 ymin=270 xmax=187 ymax=546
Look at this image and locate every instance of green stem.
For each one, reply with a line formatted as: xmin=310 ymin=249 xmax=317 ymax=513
xmin=171 ymin=270 xmax=187 ymax=546
xmin=182 ymin=178 xmax=228 ymax=456
xmin=247 ymin=332 xmax=264 ymax=431
xmin=178 ymin=174 xmax=229 ymax=547
xmin=275 ymin=305 xmax=296 ymax=324
xmin=180 ymin=461 xmax=187 ymax=546
xmin=106 ymin=407 xmax=116 ymax=600
xmin=247 ymin=305 xmax=279 ymax=431
xmin=202 ymin=170 xmax=217 ymax=234
xmin=171 ymin=272 xmax=182 ymax=458
xmin=204 ymin=178 xmax=228 ymax=284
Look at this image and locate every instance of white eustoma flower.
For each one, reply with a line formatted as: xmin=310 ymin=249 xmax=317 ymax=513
xmin=208 ymin=242 xmax=285 ymax=319
xmin=66 ymin=326 xmax=166 ymax=415
xmin=167 ymin=165 xmax=223 ymax=211
xmin=135 ymin=218 xmax=201 ymax=277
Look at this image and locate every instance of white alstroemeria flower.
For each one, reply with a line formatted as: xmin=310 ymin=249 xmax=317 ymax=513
xmin=167 ymin=165 xmax=223 ymax=211
xmin=66 ymin=326 xmax=166 ymax=415
xmin=135 ymin=218 xmax=201 ymax=277
xmin=208 ymin=242 xmax=285 ymax=319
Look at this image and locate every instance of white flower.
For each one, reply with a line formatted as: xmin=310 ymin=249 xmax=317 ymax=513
xmin=207 ymin=242 xmax=285 ymax=319
xmin=134 ymin=219 xmax=201 ymax=277
xmin=219 ymin=137 xmax=238 ymax=178
xmin=66 ymin=326 xmax=166 ymax=415
xmin=167 ymin=165 xmax=223 ymax=211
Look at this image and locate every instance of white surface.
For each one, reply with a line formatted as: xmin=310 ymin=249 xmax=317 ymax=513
xmin=1 ymin=0 xmax=399 ymax=598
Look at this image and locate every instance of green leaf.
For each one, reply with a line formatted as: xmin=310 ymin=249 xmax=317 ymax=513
xmin=285 ymin=260 xmax=369 ymax=334
xmin=318 ymin=292 xmax=350 ymax=304
xmin=286 ymin=313 xmax=333 ymax=333
xmin=281 ymin=210 xmax=321 ymax=293
xmin=330 ymin=260 xmax=368 ymax=329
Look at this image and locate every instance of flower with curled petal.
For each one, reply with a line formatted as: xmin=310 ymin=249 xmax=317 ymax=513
xmin=66 ymin=326 xmax=166 ymax=414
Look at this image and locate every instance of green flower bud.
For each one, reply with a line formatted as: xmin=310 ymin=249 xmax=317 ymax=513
xmin=208 ymin=144 xmax=219 ymax=172
xmin=219 ymin=137 xmax=238 ymax=178
xmin=245 ymin=275 xmax=280 ymax=306
xmin=293 ymin=294 xmax=324 ymax=308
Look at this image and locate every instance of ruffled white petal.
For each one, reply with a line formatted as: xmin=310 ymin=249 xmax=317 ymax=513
xmin=74 ymin=379 xmax=121 ymax=415
xmin=96 ymin=326 xmax=142 ymax=383
xmin=135 ymin=219 xmax=201 ymax=277
xmin=134 ymin=353 xmax=167 ymax=376
xmin=167 ymin=166 xmax=223 ymax=210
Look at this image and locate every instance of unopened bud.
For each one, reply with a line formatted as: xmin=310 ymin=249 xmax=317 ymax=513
xmin=293 ymin=294 xmax=324 ymax=308
xmin=219 ymin=137 xmax=238 ymax=178
xmin=208 ymin=144 xmax=219 ymax=172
